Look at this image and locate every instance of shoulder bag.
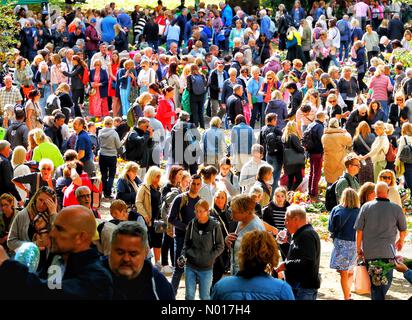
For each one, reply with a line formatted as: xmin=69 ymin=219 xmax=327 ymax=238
xmin=399 ymin=137 xmax=412 ymax=164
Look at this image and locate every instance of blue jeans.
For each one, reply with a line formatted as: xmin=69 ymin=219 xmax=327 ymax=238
xmin=185 ymin=265 xmax=213 ymax=300
xmin=404 ymin=163 xmax=412 ymax=190
xmin=171 ymin=236 xmax=185 ymax=294
xmin=379 ymin=100 xmax=389 ymax=122
xmin=339 ymin=41 xmax=349 ymax=61
xmin=266 ymin=154 xmax=282 ymax=194
xmin=367 ymin=262 xmax=393 ymax=300
xmin=39 ymin=84 xmax=51 ymax=116
xmin=293 ymin=288 xmax=318 ymax=300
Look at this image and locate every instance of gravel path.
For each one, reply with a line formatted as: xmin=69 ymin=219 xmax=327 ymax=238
xmin=99 ymin=198 xmax=412 ymax=300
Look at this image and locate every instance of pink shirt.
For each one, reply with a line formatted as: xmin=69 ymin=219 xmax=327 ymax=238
xmin=354 ymin=2 xmax=370 ymax=17
xmin=370 ymin=75 xmax=393 ymax=101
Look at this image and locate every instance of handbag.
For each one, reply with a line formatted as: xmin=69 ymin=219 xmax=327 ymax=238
xmin=399 ymin=137 xmax=412 ymax=164
xmin=89 ymin=87 xmax=96 ymax=96
xmin=372 ymin=45 xmax=380 ymax=53
xmin=181 ymin=88 xmax=191 ymax=115
xmin=283 ymin=140 xmax=305 ymax=168
xmin=353 ymin=261 xmax=371 ymax=295
xmin=153 ymin=219 xmax=168 ymax=233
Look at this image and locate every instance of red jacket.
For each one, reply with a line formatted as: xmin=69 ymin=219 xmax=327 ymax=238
xmin=156 ymin=95 xmax=176 ymax=131
xmin=62 ymin=172 xmax=100 ymax=207
xmin=85 ymin=25 xmax=100 ymax=52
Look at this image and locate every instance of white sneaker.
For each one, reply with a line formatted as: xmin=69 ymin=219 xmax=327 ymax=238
xmin=160 ymin=265 xmax=174 ymax=274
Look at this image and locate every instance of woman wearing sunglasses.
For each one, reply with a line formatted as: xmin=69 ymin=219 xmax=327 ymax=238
xmin=377 ymin=170 xmax=402 ymax=208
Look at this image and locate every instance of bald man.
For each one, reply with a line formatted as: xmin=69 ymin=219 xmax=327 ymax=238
xmin=0 ymin=206 xmax=113 ymax=299
xmin=354 ymin=182 xmax=407 ymax=301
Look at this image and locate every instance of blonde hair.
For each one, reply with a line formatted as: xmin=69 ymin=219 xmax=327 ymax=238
xmin=195 ymin=199 xmax=210 ymax=212
xmin=103 ymin=116 xmax=113 ymax=126
xmin=282 ymin=121 xmax=299 ymax=143
xmin=401 ymin=122 xmax=412 ymax=136
xmin=11 ymin=146 xmax=27 ymax=166
xmin=55 ymin=83 xmax=70 ymax=95
xmin=231 ymin=194 xmax=256 ymax=215
xmin=137 ymin=92 xmax=153 ymax=107
xmin=124 ymin=59 xmax=135 ymax=69
xmin=120 ymin=161 xmax=140 ymax=180
xmin=143 ymin=166 xmax=163 ymax=186
xmin=93 ymin=59 xmax=102 ymax=67
xmin=114 ymin=23 xmax=123 ymax=36
xmin=378 ymin=169 xmax=396 ymax=187
xmin=265 ymin=70 xmax=277 ymax=81
xmin=32 ymin=128 xmax=47 ymax=144
xmin=271 ymin=90 xmax=283 ymax=100
xmin=340 ymin=188 xmax=360 ymax=208
xmin=51 ymin=53 xmax=62 ymax=64
xmin=210 ymin=116 xmax=222 ymax=128
xmin=302 ymin=88 xmax=321 ymax=109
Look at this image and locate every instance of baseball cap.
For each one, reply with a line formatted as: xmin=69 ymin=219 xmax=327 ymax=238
xmin=90 ymin=17 xmax=97 ymax=23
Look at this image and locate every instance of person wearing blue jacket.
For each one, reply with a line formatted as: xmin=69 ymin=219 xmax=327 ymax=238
xmin=337 ymin=15 xmax=351 ymax=61
xmin=101 ymin=9 xmax=117 ymax=43
xmin=260 ymin=9 xmax=272 ymax=39
xmin=212 ymin=230 xmax=295 ymax=300
xmin=117 ymin=9 xmax=133 ymax=32
xmin=328 ymin=188 xmax=360 ymax=300
xmin=220 ymin=1 xmax=233 ymax=27
xmin=103 ymin=221 xmax=175 ymax=300
xmin=394 ymin=261 xmax=412 ymax=286
xmin=291 ymin=0 xmax=306 ymax=28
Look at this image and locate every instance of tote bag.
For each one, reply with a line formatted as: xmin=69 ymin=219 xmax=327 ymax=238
xmin=353 ymin=264 xmax=371 ymax=295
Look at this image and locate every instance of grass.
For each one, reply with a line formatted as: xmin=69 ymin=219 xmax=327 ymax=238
xmin=82 ymin=0 xmax=217 ymax=11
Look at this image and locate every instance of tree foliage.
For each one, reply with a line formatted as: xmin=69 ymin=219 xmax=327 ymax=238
xmin=0 ymin=4 xmax=19 ymax=54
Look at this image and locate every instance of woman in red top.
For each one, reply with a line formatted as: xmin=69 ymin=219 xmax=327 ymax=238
xmin=156 ymin=86 xmax=178 ymax=131
xmin=259 ymin=71 xmax=281 ymax=105
xmin=62 ymin=161 xmax=101 ymax=207
xmin=155 ymin=9 xmax=166 ymax=37
xmin=109 ymin=51 xmax=120 ymax=117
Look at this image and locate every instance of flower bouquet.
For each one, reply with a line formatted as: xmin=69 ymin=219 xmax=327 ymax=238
xmin=368 ymin=257 xmax=412 ymax=286
xmin=367 ymin=260 xmax=395 ymax=286
xmin=290 ymin=191 xmax=308 ymax=205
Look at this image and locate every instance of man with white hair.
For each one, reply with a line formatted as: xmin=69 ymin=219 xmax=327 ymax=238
xmin=379 ymin=36 xmax=393 ymax=53
xmin=355 ymin=181 xmax=407 ymax=300
xmin=260 ymin=9 xmax=273 ymax=39
xmin=230 ymin=52 xmax=243 ymax=76
xmin=0 ymin=75 xmax=23 ymax=128
xmin=401 ymin=67 xmax=412 ymax=99
xmin=143 ymin=106 xmax=165 ymax=166
xmin=0 ymin=140 xmax=22 ymax=205
xmin=344 ymin=104 xmax=368 ymax=137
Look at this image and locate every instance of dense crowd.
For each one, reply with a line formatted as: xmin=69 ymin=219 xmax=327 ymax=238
xmin=0 ymin=0 xmax=412 ymax=301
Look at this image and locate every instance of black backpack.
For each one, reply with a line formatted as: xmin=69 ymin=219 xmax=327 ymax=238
xmin=266 ymin=130 xmax=283 ymax=156
xmin=124 ymin=130 xmax=144 ymax=162
xmin=325 ymin=176 xmax=350 ymax=212
xmin=191 ymin=74 xmax=207 ymax=95
xmin=302 ymin=123 xmax=316 ymax=152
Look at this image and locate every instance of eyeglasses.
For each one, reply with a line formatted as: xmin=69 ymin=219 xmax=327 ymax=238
xmin=41 ymin=167 xmax=52 ymax=171
xmin=77 ymin=193 xmax=91 ymax=198
xmin=351 ymin=163 xmax=361 ymax=168
xmin=396 ymin=98 xmax=404 ymax=101
xmin=381 ymin=176 xmax=392 ymax=180
xmin=329 ymin=100 xmax=337 ymax=103
xmin=267 ymin=78 xmax=273 ymax=80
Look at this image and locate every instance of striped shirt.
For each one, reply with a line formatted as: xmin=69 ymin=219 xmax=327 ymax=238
xmin=370 ymin=74 xmax=393 ymax=101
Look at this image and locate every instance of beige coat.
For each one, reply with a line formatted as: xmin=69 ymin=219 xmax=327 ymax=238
xmin=135 ymin=184 xmax=152 ymax=226
xmin=321 ymin=127 xmax=353 ymax=184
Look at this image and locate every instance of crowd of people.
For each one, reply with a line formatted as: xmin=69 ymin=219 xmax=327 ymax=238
xmin=0 ymin=0 xmax=412 ymax=301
